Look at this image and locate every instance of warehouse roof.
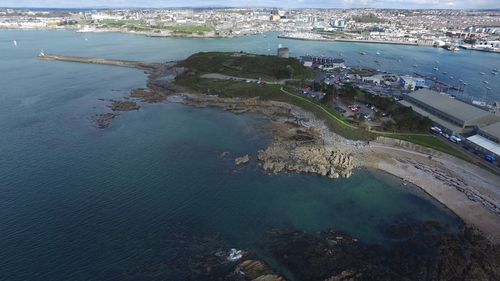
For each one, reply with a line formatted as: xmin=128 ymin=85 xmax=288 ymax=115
xmin=467 ymin=134 xmax=500 ymax=156
xmin=399 ymin=100 xmax=463 ymax=133
xmin=406 ymin=89 xmax=492 ymax=123
xmin=480 ymin=122 xmax=500 ymax=141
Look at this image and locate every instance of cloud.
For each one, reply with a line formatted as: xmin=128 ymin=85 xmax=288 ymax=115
xmin=1 ymin=0 xmax=498 ymax=9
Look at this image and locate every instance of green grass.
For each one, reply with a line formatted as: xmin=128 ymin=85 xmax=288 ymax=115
xmin=100 ymin=19 xmax=145 ymax=27
xmin=175 ymin=75 xmax=370 ymax=140
xmin=162 ymin=25 xmax=212 ymax=34
xmin=177 ymin=52 xmax=315 ymax=81
xmin=99 ymin=19 xmax=151 ymax=31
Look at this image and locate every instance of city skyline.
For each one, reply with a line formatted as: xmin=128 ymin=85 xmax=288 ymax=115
xmin=2 ymin=0 xmax=500 ymax=9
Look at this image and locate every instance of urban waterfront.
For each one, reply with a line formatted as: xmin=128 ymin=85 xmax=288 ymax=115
xmin=0 ymin=30 xmax=495 ymax=280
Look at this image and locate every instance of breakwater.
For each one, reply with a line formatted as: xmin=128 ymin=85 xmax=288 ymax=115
xmin=278 ymin=35 xmax=421 ymax=46
xmin=37 ymin=54 xmax=161 ymax=71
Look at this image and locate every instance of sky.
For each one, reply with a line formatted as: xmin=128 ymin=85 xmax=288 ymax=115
xmin=0 ymin=0 xmax=499 ymax=9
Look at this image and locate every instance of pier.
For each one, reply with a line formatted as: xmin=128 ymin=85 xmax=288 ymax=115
xmin=37 ymin=54 xmax=162 ymax=71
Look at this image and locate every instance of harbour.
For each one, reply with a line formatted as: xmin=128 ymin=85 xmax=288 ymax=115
xmin=1 ymin=29 xmax=500 ymax=281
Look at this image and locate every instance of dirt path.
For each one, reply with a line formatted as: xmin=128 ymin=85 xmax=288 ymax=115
xmin=200 ymin=73 xmax=293 ymax=85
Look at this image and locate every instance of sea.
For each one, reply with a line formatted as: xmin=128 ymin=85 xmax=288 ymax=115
xmin=0 ymin=30 xmax=495 ymax=280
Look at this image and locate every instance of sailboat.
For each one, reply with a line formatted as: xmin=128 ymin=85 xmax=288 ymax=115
xmin=13 ymin=40 xmax=17 ymax=47
xmin=38 ymin=49 xmax=45 ymax=57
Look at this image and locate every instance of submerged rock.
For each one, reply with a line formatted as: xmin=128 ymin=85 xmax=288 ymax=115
xmin=235 ymin=154 xmax=250 ymax=165
xmin=265 ymin=223 xmax=500 ymax=281
xmin=94 ymin=112 xmax=117 ymax=129
xmin=109 ymin=100 xmax=140 ymax=111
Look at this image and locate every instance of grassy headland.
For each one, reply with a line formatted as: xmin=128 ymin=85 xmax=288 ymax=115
xmin=177 ymin=52 xmax=315 ymax=81
xmin=174 ymin=52 xmax=476 ymax=162
xmin=175 ymin=52 xmax=369 ymax=140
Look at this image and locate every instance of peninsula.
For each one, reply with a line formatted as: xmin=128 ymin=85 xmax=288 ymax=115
xmin=38 ymin=52 xmax=500 ymax=245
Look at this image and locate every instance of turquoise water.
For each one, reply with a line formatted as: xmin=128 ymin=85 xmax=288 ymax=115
xmin=0 ymin=30 xmax=468 ymax=280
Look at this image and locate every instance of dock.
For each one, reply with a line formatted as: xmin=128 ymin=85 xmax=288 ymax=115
xmin=37 ymin=54 xmax=162 ymax=71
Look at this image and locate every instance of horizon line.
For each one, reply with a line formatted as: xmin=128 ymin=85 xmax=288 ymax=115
xmin=2 ymin=6 xmax=500 ymax=10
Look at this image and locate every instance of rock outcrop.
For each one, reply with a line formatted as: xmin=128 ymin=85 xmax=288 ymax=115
xmin=236 ymin=260 xmax=285 ymax=281
xmin=235 ymin=154 xmax=250 ymax=165
xmin=258 ymin=145 xmax=355 ymax=179
xmin=185 ymin=94 xmax=358 ymax=180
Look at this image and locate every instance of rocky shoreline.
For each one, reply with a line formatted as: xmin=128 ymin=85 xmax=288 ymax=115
xmin=182 ymin=93 xmax=358 ymax=179
xmin=40 ymin=56 xmax=500 ymax=244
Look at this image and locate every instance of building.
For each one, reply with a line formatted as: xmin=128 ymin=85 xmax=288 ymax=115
xmin=401 ymin=89 xmax=500 ymax=134
xmin=363 ymin=76 xmax=381 ymax=85
xmin=465 ymin=134 xmax=500 ymax=158
xmin=399 ymin=75 xmax=425 ymax=91
xmin=478 ymin=122 xmax=500 ymax=143
xmin=300 ymin=56 xmax=343 ymax=66
xmin=277 ymin=46 xmax=289 ymax=58
xmin=330 ymin=19 xmax=346 ymax=29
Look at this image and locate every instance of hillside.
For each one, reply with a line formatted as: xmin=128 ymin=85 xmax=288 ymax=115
xmin=176 ymin=52 xmax=315 ymax=81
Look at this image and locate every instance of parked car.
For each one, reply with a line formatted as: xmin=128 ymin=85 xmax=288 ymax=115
xmin=485 ymin=154 xmax=496 ymax=163
xmin=430 ymin=126 xmax=442 ymax=135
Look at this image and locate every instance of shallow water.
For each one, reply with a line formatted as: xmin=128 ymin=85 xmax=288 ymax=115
xmin=0 ymin=30 xmax=466 ymax=280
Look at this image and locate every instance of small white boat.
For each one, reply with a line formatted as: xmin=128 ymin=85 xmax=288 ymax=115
xmin=38 ymin=49 xmax=45 ymax=57
xmin=376 ymin=51 xmax=380 ymax=55
xmin=480 ymin=72 xmax=486 ymax=75
xmin=485 ymin=86 xmax=492 ymax=90
xmin=433 ymin=67 xmax=439 ymax=71
xmin=483 ymin=80 xmax=489 ymax=84
xmin=13 ymin=40 xmax=17 ymax=47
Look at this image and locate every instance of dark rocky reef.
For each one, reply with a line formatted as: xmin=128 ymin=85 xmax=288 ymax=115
xmin=265 ymin=221 xmax=500 ymax=281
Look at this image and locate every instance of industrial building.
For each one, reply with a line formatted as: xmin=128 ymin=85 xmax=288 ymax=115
xmin=465 ymin=122 xmax=500 ymax=158
xmin=401 ymin=89 xmax=500 ymax=134
xmin=478 ymin=122 xmax=500 ymax=143
xmin=300 ymin=56 xmax=344 ymax=68
xmin=399 ymin=75 xmax=425 ymax=91
xmin=465 ymin=134 xmax=500 ymax=158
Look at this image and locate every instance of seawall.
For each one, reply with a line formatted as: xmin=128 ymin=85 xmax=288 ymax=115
xmin=38 ymin=54 xmax=161 ymax=71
